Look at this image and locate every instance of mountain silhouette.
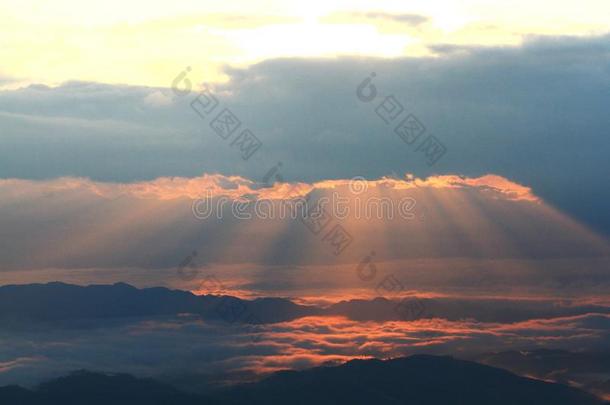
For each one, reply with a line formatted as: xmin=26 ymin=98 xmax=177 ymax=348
xmin=476 ymin=349 xmax=610 ymax=400
xmin=0 ymin=282 xmax=319 ymax=325
xmin=0 ymin=370 xmax=222 ymax=405
xmin=0 ymin=356 xmax=605 ymax=405
xmin=2 ymin=282 xmax=607 ymax=326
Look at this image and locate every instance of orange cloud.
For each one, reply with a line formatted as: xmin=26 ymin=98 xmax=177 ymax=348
xmin=0 ymin=173 xmax=539 ymax=202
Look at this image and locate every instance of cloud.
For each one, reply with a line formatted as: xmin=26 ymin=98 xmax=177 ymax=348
xmin=0 ymin=312 xmax=608 ymax=388
xmin=0 ymin=357 xmax=45 ymax=374
xmin=360 ymin=12 xmax=429 ymax=26
xmin=143 ymin=91 xmax=174 ymax=107
xmin=321 ymin=11 xmax=430 ymax=31
xmin=1 ymin=34 xmax=610 ymax=233
xmin=0 ymin=173 xmax=537 ymax=201
xmin=0 ymin=173 xmax=607 ymax=302
xmin=0 ymin=74 xmax=15 ymax=86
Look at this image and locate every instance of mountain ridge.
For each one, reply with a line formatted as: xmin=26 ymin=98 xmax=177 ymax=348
xmin=1 ymin=282 xmax=608 ymax=326
xmin=0 ymin=355 xmax=605 ymax=405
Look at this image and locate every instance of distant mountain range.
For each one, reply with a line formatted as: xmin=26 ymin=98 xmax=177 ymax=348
xmin=1 ymin=282 xmax=608 ymax=325
xmin=0 ymin=282 xmax=318 ymax=325
xmin=2 ymin=283 xmax=608 ymax=403
xmin=1 ymin=355 xmax=606 ymax=405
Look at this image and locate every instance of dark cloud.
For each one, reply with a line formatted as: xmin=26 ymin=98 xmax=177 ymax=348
xmin=0 ymin=34 xmax=609 ymax=235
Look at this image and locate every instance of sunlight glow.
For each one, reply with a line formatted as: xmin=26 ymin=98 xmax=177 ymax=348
xmin=1 ymin=0 xmax=609 ymax=86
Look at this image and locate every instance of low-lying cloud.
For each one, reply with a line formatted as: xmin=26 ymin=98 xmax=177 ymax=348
xmin=1 ymin=312 xmax=608 ymax=388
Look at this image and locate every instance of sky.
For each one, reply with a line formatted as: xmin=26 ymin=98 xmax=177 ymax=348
xmin=1 ymin=0 xmax=609 ymax=286
xmin=1 ymin=0 xmax=610 ymax=390
xmin=2 ymin=0 xmax=610 ymax=87
xmin=0 ymin=0 xmax=610 ymax=271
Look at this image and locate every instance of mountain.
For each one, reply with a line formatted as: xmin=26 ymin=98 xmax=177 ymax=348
xmin=219 ymin=355 xmax=606 ymax=405
xmin=475 ymin=349 xmax=610 ymax=400
xmin=0 ymin=282 xmax=319 ymax=325
xmin=0 ymin=356 xmax=605 ymax=405
xmin=2 ymin=283 xmax=608 ymax=327
xmin=0 ymin=370 xmax=222 ymax=405
xmin=326 ymin=296 xmax=610 ymax=323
